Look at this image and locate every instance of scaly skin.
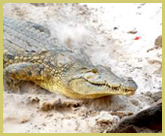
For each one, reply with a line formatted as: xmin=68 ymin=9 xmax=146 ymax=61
xmin=3 ymin=17 xmax=138 ymax=99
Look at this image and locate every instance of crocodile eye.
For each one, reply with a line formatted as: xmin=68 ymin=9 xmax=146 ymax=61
xmin=91 ymin=68 xmax=98 ymax=73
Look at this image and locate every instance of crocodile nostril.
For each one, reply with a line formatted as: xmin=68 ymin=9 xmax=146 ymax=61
xmin=125 ymin=89 xmax=129 ymax=92
xmin=91 ymin=68 xmax=98 ymax=73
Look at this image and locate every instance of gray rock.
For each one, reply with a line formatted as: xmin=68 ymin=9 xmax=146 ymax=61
xmin=151 ymin=91 xmax=162 ymax=102
xmin=106 ymin=103 xmax=162 ymax=133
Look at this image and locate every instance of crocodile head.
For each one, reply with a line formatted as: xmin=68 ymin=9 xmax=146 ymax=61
xmin=62 ymin=63 xmax=138 ymax=99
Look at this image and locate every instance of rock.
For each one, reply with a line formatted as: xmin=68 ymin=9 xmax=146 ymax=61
xmin=127 ymin=30 xmax=137 ymax=34
xmin=20 ymin=117 xmax=31 ymax=124
xmin=27 ymin=96 xmax=40 ymax=104
xmin=151 ymin=98 xmax=162 ymax=106
xmin=30 ymin=3 xmax=46 ymax=7
xmin=113 ymin=27 xmax=118 ymax=30
xmin=144 ymin=91 xmax=152 ymax=97
xmin=40 ymin=102 xmax=54 ymax=111
xmin=113 ymin=125 xmax=139 ymax=133
xmin=151 ymin=91 xmax=162 ymax=102
xmin=92 ymin=111 xmax=120 ymax=133
xmin=94 ymin=111 xmax=120 ymax=128
xmin=130 ymin=99 xmax=139 ymax=106
xmin=106 ymin=103 xmax=162 ymax=133
xmin=147 ymin=35 xmax=162 ymax=52
xmin=111 ymin=111 xmax=133 ymax=119
xmin=155 ymin=35 xmax=162 ymax=48
xmin=95 ymin=111 xmax=114 ymax=123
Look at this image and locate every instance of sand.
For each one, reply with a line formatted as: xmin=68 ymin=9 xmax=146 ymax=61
xmin=3 ymin=3 xmax=162 ymax=133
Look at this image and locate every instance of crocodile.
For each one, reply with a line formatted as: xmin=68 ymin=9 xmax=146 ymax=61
xmin=3 ymin=17 xmax=138 ymax=99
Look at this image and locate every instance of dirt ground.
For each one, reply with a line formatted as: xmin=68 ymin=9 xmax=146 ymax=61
xmin=3 ymin=3 xmax=162 ymax=133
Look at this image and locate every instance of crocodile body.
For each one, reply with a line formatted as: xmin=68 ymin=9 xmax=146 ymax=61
xmin=3 ymin=17 xmax=138 ymax=99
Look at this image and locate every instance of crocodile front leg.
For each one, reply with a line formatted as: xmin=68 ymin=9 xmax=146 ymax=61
xmin=3 ymin=62 xmax=48 ymax=92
